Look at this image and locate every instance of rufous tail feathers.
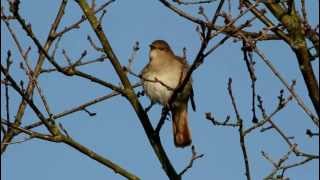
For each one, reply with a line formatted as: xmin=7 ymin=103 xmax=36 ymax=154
xmin=172 ymin=103 xmax=191 ymax=148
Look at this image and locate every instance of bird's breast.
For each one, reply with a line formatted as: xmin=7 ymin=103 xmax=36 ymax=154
xmin=142 ymin=71 xmax=179 ymax=105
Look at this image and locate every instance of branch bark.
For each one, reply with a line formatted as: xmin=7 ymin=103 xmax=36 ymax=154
xmin=1 ymin=0 xmax=68 ymax=154
xmin=75 ymin=0 xmax=180 ymax=179
xmin=245 ymin=0 xmax=319 ymax=117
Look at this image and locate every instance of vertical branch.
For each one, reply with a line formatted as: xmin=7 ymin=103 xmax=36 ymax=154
xmin=5 ymin=51 xmax=12 ymax=126
xmin=241 ymin=40 xmax=258 ymax=123
xmin=227 ymin=78 xmax=251 ymax=180
xmin=227 ymin=78 xmax=241 ymax=122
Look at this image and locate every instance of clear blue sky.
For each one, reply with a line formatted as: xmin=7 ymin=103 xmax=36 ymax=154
xmin=1 ymin=0 xmax=319 ymax=179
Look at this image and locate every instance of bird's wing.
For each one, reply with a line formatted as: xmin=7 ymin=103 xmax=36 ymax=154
xmin=175 ymin=56 xmax=196 ymax=112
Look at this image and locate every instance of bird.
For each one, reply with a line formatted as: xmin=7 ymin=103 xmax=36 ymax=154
xmin=140 ymin=40 xmax=196 ymax=148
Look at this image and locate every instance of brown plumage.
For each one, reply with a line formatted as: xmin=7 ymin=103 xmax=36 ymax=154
xmin=141 ymin=40 xmax=195 ymax=148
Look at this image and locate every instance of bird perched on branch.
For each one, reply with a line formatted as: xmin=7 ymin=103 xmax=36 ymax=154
xmin=141 ymin=40 xmax=196 ymax=148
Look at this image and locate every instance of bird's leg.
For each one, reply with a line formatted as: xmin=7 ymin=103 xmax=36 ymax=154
xmin=136 ymin=90 xmax=145 ymax=98
xmin=145 ymin=100 xmax=155 ymax=112
xmin=155 ymin=106 xmax=171 ymax=134
xmin=161 ymin=106 xmax=171 ymax=121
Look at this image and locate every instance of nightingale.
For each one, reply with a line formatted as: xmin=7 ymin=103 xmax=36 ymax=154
xmin=140 ymin=40 xmax=195 ymax=148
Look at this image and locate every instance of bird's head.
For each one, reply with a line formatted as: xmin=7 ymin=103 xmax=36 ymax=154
xmin=149 ymin=40 xmax=174 ymax=59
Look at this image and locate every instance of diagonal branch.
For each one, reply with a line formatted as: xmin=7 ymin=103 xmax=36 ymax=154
xmin=1 ymin=65 xmax=140 ymax=180
xmin=75 ymin=0 xmax=180 ymax=179
xmin=159 ymin=0 xmax=282 ymax=41
xmin=1 ymin=64 xmax=61 ymax=136
xmin=245 ymin=0 xmax=319 ymax=117
xmin=227 ymin=78 xmax=251 ymax=180
xmin=1 ymin=0 xmax=68 ymax=154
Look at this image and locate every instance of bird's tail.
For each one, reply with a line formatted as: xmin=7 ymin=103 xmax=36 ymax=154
xmin=172 ymin=102 xmax=191 ymax=148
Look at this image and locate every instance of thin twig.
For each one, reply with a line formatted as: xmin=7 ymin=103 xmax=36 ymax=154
xmin=305 ymin=129 xmax=319 ymax=137
xmin=254 ymin=47 xmax=319 ymax=126
xmin=12 ymin=84 xmax=141 ymax=139
xmin=87 ymin=35 xmax=103 ymax=52
xmin=8 ymin=3 xmax=123 ymax=93
xmin=41 ymin=55 xmax=107 ymax=73
xmin=1 ymin=120 xmax=61 ymax=142
xmin=179 ymin=145 xmax=204 ymax=176
xmin=227 ymin=78 xmax=251 ymax=180
xmin=241 ymin=39 xmax=258 ymax=123
xmin=1 ymin=136 xmax=33 ymax=145
xmin=1 ymin=0 xmax=68 ymax=154
xmin=173 ymin=0 xmax=214 ymax=5
xmin=205 ymin=112 xmax=238 ymax=127
xmin=126 ymin=41 xmax=140 ymax=73
xmin=53 ymin=0 xmax=116 ymax=38
xmin=1 ymin=65 xmax=61 ymax=135
xmin=233 ymin=25 xmax=318 ymax=126
xmin=125 ymin=67 xmax=175 ymax=91
xmin=5 ymin=51 xmax=12 ymax=126
xmin=155 ymin=107 xmax=170 ymax=134
xmin=244 ymin=95 xmax=293 ymax=135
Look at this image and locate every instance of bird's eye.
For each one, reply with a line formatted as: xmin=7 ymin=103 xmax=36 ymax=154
xmin=149 ymin=45 xmax=155 ymax=50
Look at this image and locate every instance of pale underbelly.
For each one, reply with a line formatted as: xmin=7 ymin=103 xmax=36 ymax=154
xmin=143 ymin=81 xmax=173 ymax=105
xmin=142 ymin=74 xmax=178 ymax=105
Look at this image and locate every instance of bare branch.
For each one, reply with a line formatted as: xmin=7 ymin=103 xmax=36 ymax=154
xmin=179 ymin=145 xmax=204 ymax=176
xmin=205 ymin=112 xmax=238 ymax=127
xmin=1 ymin=0 xmax=68 ymax=153
xmin=173 ymin=0 xmax=215 ymax=5
xmin=254 ymin=47 xmax=319 ymax=126
xmin=227 ymin=78 xmax=251 ymax=180
xmin=53 ymin=0 xmax=116 ymax=38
